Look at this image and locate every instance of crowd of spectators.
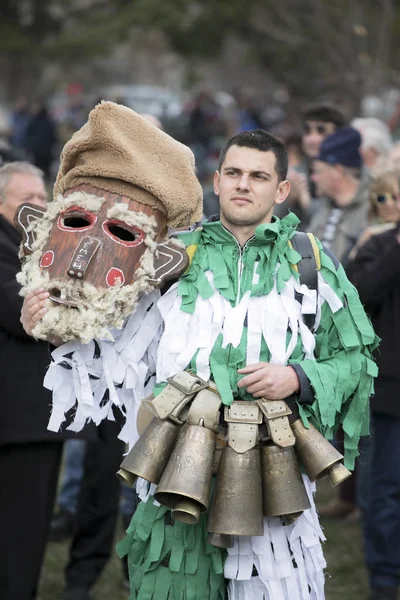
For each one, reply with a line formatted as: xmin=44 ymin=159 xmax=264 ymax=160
xmin=2 ymin=88 xmax=400 ymax=600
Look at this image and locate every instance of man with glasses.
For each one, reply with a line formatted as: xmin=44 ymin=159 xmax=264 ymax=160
xmin=302 ymin=105 xmax=347 ymax=160
xmin=276 ymin=104 xmax=347 ymax=227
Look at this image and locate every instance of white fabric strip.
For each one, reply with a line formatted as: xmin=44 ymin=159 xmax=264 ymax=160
xmin=157 ymin=270 xmax=319 ymax=381
xmin=45 ymin=290 xmax=162 ymax=446
xmin=226 ymin=476 xmax=326 ymax=600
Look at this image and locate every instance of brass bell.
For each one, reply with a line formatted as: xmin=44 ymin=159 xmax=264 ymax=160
xmin=207 ymin=533 xmax=234 ymax=548
xmin=208 ymin=446 xmax=263 ymax=537
xmin=282 ymin=512 xmax=303 ymax=526
xmin=327 ymin=461 xmax=352 ymax=486
xmin=116 ymin=468 xmax=137 ymax=487
xmin=171 ymin=498 xmax=201 ymax=524
xmin=212 ymin=431 xmax=227 ymax=475
xmin=291 ymin=419 xmax=350 ymax=485
xmin=155 ymin=423 xmax=216 ymax=523
xmin=261 ymin=443 xmax=311 ymax=518
xmin=117 ymin=417 xmax=179 ymax=485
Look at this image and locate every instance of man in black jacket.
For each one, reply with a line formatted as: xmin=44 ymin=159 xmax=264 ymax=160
xmin=347 ymin=225 xmax=400 ymax=600
xmin=0 ymin=161 xmax=64 ymax=600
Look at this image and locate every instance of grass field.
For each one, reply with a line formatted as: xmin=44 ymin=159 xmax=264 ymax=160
xmin=38 ymin=480 xmax=368 ymax=600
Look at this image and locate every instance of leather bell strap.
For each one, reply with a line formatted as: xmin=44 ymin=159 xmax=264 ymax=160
xmin=224 ymin=401 xmax=263 ymax=453
xmin=257 ymin=399 xmax=295 ymax=448
xmin=143 ymin=371 xmax=208 ymax=424
xmin=186 ymin=387 xmax=222 ymax=433
xmin=223 ymin=399 xmax=295 ymax=452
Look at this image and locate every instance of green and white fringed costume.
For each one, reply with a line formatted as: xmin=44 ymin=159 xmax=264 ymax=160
xmin=115 ymin=213 xmax=378 ymax=600
xmin=44 ymin=214 xmax=377 ymax=600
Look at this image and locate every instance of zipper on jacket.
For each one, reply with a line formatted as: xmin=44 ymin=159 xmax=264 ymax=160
xmin=219 ymin=224 xmax=255 ymax=381
xmin=236 ymin=248 xmax=244 ymax=305
xmin=221 ymin=224 xmax=254 ymax=306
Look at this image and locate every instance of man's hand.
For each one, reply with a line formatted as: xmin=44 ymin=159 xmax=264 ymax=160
xmin=287 ymin=171 xmax=311 ymax=210
xmin=237 ymin=362 xmax=299 ymax=399
xmin=21 ymin=288 xmax=49 ymax=337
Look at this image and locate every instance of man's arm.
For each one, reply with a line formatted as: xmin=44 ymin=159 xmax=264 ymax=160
xmin=290 ymin=248 xmax=378 ymax=469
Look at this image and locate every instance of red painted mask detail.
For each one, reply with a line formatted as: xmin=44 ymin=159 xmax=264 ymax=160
xmin=57 ymin=206 xmax=97 ymax=232
xmin=106 ymin=267 xmax=126 ymax=287
xmin=40 ymin=250 xmax=55 ymax=268
xmin=102 ymin=220 xmax=145 ymax=247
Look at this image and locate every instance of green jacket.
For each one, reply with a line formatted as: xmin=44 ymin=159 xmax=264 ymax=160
xmin=170 ymin=214 xmax=378 ymax=469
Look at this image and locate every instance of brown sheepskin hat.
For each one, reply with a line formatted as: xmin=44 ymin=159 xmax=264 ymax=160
xmin=54 ymin=101 xmax=203 ymax=227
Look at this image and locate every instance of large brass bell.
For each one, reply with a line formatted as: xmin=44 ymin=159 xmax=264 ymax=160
xmin=208 ymin=446 xmax=263 ymax=537
xmin=291 ymin=419 xmax=351 ymax=486
xmin=261 ymin=443 xmax=311 ymax=519
xmin=207 ymin=533 xmax=234 ymax=548
xmin=117 ymin=417 xmax=178 ymax=486
xmin=154 ymin=422 xmax=216 ymax=524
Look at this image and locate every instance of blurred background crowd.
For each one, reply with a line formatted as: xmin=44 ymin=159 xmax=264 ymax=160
xmin=2 ymin=1 xmax=400 ymax=599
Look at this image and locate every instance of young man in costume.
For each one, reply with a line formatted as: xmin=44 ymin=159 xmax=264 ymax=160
xmin=21 ymin=110 xmax=377 ymax=600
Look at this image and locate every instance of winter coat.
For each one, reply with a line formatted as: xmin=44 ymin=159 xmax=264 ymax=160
xmin=308 ymin=174 xmax=370 ymax=267
xmin=347 ymin=225 xmax=400 ymax=416
xmin=0 ymin=215 xmax=67 ymax=445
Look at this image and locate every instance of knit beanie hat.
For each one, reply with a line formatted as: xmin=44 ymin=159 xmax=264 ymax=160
xmin=54 ymin=101 xmax=203 ymax=227
xmin=317 ymin=126 xmax=362 ymax=169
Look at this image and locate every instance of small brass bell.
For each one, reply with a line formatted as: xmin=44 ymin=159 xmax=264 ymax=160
xmin=291 ymin=419 xmax=350 ymax=485
xmin=171 ymin=498 xmax=201 ymax=525
xmin=327 ymin=461 xmax=351 ymax=486
xmin=117 ymin=417 xmax=178 ymax=485
xmin=261 ymin=443 xmax=311 ymax=518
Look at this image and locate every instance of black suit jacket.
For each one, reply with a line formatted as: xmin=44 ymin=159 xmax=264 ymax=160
xmin=0 ymin=215 xmax=66 ymax=445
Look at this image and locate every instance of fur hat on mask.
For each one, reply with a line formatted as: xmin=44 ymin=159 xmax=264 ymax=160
xmin=54 ymin=101 xmax=203 ymax=227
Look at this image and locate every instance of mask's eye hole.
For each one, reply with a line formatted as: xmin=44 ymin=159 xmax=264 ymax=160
xmin=108 ymin=224 xmax=136 ymax=242
xmin=58 ymin=207 xmax=96 ymax=231
xmin=63 ymin=216 xmax=91 ymax=228
xmin=103 ymin=220 xmax=144 ymax=247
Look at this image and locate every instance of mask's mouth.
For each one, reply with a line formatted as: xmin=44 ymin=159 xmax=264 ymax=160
xmin=49 ymin=288 xmax=80 ymax=309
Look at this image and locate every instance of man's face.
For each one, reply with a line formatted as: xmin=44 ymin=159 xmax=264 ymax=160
xmin=311 ymin=160 xmax=339 ymax=197
xmin=0 ymin=173 xmax=47 ymax=225
xmin=302 ymin=121 xmax=336 ymax=159
xmin=214 ymin=145 xmax=289 ymax=229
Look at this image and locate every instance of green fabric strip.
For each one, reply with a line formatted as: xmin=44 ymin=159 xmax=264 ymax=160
xmin=117 ymin=497 xmax=226 ymax=600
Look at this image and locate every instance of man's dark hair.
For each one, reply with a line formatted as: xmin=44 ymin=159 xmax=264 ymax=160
xmin=218 ymin=129 xmax=288 ymax=182
xmin=302 ymin=104 xmax=347 ymax=128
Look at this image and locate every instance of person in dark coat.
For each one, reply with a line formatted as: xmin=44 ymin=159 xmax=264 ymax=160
xmin=25 ymin=103 xmax=57 ymax=181
xmin=0 ymin=162 xmax=126 ymax=600
xmin=0 ymin=161 xmax=63 ymax=600
xmin=347 ymin=221 xmax=400 ymax=600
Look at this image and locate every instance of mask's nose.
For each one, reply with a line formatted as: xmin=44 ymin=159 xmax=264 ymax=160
xmin=67 ymin=237 xmax=101 ymax=280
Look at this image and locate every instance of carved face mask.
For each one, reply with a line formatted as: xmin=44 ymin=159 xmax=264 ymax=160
xmin=15 ymin=184 xmax=188 ymax=343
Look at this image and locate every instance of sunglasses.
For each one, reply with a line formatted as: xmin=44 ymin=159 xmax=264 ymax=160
xmin=371 ymin=192 xmax=399 ymax=207
xmin=303 ymin=123 xmax=329 ymax=136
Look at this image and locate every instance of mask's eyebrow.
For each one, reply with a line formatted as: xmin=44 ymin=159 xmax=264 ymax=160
xmin=60 ymin=192 xmax=106 ymax=214
xmin=106 ymin=203 xmax=158 ymax=233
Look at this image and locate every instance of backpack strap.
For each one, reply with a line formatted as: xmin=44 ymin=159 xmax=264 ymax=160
xmin=289 ymin=232 xmax=320 ymax=331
